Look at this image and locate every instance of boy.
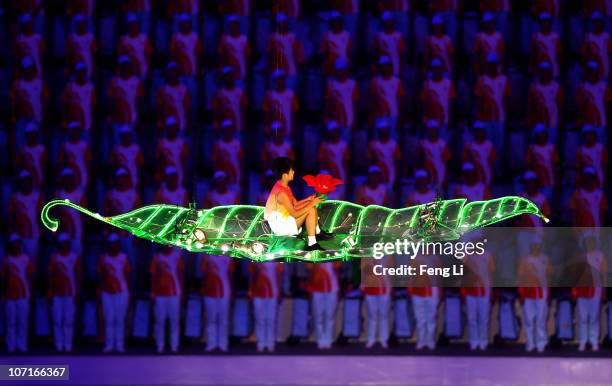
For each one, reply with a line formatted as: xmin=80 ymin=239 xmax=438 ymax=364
xmin=263 ymin=157 xmax=332 ymax=251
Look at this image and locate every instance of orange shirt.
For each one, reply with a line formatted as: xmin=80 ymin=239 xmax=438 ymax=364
xmin=357 ymin=184 xmax=387 ymax=206
xmin=48 ymin=252 xmax=80 ymax=297
xmin=518 ymin=253 xmax=550 ymax=299
xmin=267 ymin=32 xmax=301 ymax=75
xmin=10 ymin=78 xmax=48 ymax=123
xmin=582 ymin=32 xmax=612 ymax=79
xmin=156 ymin=83 xmax=190 ymax=131
xmin=373 ymin=31 xmax=404 ymax=76
xmin=67 ymin=32 xmax=96 ymax=77
xmin=530 ymin=32 xmax=561 ymax=77
xmin=569 ymin=188 xmax=607 ymax=227
xmin=461 ymin=252 xmax=494 ymax=297
xmin=218 ymin=34 xmax=250 ymax=79
xmin=318 ymin=140 xmax=349 ymax=182
xmin=9 ymin=191 xmax=42 ymax=239
xmin=307 ymin=262 xmax=341 ymax=293
xmin=321 ymin=30 xmax=352 ymax=75
xmin=527 ymin=81 xmax=562 ymax=129
xmin=419 ymin=138 xmax=451 ymax=188
xmin=368 ymin=138 xmax=401 ymax=184
xmin=325 ymin=78 xmax=358 ymax=127
xmin=201 ymin=255 xmax=234 ymax=298
xmin=463 ymin=140 xmax=496 ymax=186
xmin=118 ymin=33 xmax=152 ymax=78
xmin=212 ymin=138 xmax=243 ymax=184
xmin=61 ymin=80 xmax=96 ymax=130
xmin=264 ymin=180 xmax=297 ymax=219
xmin=361 ymin=258 xmax=390 ymax=296
xmin=212 ymin=86 xmax=247 ymax=132
xmin=263 ymin=88 xmax=299 ymax=134
xmin=18 ymin=143 xmax=46 ymax=188
xmin=170 ymin=32 xmax=202 ymax=76
xmin=474 ymin=32 xmax=505 ymax=72
xmin=474 ymin=74 xmax=510 ymax=122
xmin=248 ymin=262 xmax=283 ymax=298
xmin=269 ymin=181 xmax=297 ymax=203
xmin=1 ymin=254 xmax=34 ymax=300
xmin=425 ymin=34 xmax=454 ymax=74
xmin=525 ymin=143 xmax=559 ymax=187
xmin=577 ymin=80 xmax=612 ymax=127
xmin=110 ymin=143 xmax=143 ymax=188
xmin=572 ymin=250 xmax=605 ymax=298
xmin=150 ymin=250 xmax=184 ymax=297
xmin=576 ymin=143 xmax=608 ymax=187
xmin=59 ymin=140 xmax=91 ymax=189
xmin=156 ymin=137 xmax=188 ymax=186
xmin=14 ymin=32 xmax=44 ymax=76
xmin=369 ymin=75 xmax=405 ymax=119
xmin=421 ymin=78 xmax=456 ymax=126
xmin=108 ymin=76 xmax=143 ymax=125
xmin=97 ymin=253 xmax=131 ymax=294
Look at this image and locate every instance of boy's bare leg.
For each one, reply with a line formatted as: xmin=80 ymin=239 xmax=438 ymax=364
xmin=294 ymin=206 xmax=317 ymax=236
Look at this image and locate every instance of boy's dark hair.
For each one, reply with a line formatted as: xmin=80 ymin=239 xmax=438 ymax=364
xmin=272 ymin=157 xmax=293 ymax=180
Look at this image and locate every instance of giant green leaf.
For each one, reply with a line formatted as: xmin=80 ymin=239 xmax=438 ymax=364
xmin=41 ymin=196 xmax=548 ymax=262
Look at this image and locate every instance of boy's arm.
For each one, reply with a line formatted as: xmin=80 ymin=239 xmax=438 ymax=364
xmin=278 ymin=191 xmax=321 ymax=218
xmin=295 ymin=195 xmax=316 ymax=209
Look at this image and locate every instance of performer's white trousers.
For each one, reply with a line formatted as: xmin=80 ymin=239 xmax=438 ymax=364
xmin=577 ymin=293 xmax=601 ymax=346
xmin=364 ymin=294 xmax=390 ymax=345
xmin=52 ymin=296 xmax=75 ymax=351
xmin=203 ymin=296 xmax=230 ymax=350
xmin=154 ymin=295 xmax=180 ymax=351
xmin=312 ymin=292 xmax=337 ymax=345
xmin=101 ymin=292 xmax=129 ymax=351
xmin=466 ymin=295 xmax=490 ymax=349
xmin=412 ymin=295 xmax=438 ymax=348
xmin=5 ymin=298 xmax=29 ymax=352
xmin=253 ymin=297 xmax=277 ymax=349
xmin=522 ymin=298 xmax=548 ymax=350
